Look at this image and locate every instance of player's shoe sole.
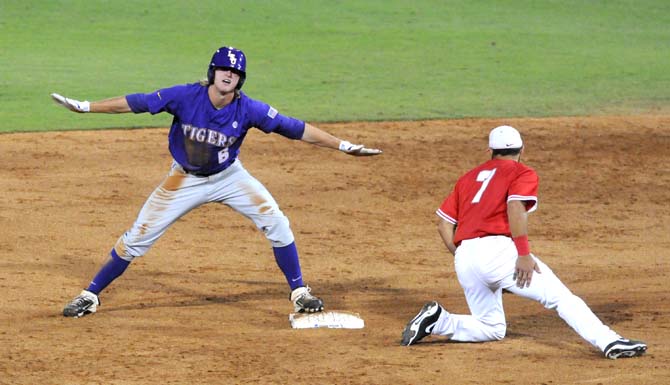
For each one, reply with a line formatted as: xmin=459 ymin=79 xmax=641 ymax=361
xmin=401 ymin=301 xmax=443 ymax=346
xmin=603 ymin=339 xmax=647 ymax=359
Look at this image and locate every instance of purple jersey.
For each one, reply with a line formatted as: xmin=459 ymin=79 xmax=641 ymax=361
xmin=126 ymin=83 xmax=305 ymax=175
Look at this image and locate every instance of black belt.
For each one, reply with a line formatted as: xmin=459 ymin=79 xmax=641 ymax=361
xmin=183 ymin=160 xmax=235 ymax=177
xmin=184 ymin=168 xmax=221 ymax=177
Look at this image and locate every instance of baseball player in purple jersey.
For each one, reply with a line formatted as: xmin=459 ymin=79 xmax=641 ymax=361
xmin=52 ymin=46 xmax=382 ymax=318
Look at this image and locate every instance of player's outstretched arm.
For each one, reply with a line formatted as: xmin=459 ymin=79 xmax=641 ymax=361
xmin=51 ymin=93 xmax=132 ymax=114
xmin=301 ymin=123 xmax=382 ymax=156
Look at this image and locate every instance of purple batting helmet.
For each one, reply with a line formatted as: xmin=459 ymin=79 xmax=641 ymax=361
xmin=207 ymin=46 xmax=246 ymax=89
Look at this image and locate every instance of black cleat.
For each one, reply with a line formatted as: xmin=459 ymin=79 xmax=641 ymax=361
xmin=401 ymin=301 xmax=443 ymax=346
xmin=603 ymin=338 xmax=647 ymax=359
xmin=63 ymin=290 xmax=100 ymax=318
xmin=290 ymin=286 xmax=324 ymax=313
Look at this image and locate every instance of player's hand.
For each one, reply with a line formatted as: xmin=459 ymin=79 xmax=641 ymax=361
xmin=513 ymin=254 xmax=541 ymax=288
xmin=50 ymin=93 xmax=90 ymax=113
xmin=339 ymin=140 xmax=383 ymax=156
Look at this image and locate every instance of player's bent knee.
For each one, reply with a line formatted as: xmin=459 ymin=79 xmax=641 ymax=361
xmin=492 ymin=328 xmax=506 ymax=341
xmin=114 ymin=236 xmax=148 ymax=262
xmin=259 ymin=215 xmax=295 ymax=247
xmin=488 ymin=324 xmax=506 ymax=341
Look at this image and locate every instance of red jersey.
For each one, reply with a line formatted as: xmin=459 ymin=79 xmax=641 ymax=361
xmin=436 ymin=158 xmax=538 ymax=245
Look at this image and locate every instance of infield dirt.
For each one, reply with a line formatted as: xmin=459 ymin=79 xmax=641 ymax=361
xmin=1 ymin=116 xmax=669 ymax=384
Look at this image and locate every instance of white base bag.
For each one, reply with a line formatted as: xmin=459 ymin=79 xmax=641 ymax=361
xmin=289 ymin=311 xmax=364 ymax=329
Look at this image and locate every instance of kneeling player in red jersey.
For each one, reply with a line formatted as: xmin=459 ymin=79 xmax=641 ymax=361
xmin=401 ymin=125 xmax=646 ymax=359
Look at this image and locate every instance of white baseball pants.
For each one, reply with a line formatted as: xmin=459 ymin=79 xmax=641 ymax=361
xmin=432 ymin=236 xmax=621 ymax=351
xmin=113 ymin=160 xmax=295 ymax=260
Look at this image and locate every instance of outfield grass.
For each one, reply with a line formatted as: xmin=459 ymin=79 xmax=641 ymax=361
xmin=1 ymin=0 xmax=669 ymax=132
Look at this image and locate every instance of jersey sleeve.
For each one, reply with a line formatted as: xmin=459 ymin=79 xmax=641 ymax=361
xmin=508 ymin=166 xmax=539 ymax=213
xmin=436 ymin=186 xmax=459 ymax=224
xmin=126 ymin=84 xmax=189 ymax=115
xmin=246 ymin=99 xmax=305 ymax=139
xmin=125 ymin=93 xmax=149 ymax=113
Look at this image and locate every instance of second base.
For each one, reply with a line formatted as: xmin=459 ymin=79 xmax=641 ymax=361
xmin=289 ymin=311 xmax=365 ymax=329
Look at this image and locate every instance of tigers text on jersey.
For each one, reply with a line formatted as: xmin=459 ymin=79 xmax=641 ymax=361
xmin=125 ymin=83 xmax=305 ymax=175
xmin=436 ymin=158 xmax=539 ymax=245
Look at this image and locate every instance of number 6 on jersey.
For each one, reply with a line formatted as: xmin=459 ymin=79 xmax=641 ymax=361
xmin=218 ymin=148 xmax=229 ymax=164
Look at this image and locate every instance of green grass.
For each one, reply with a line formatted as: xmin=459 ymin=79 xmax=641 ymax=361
xmin=1 ymin=0 xmax=669 ymax=132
